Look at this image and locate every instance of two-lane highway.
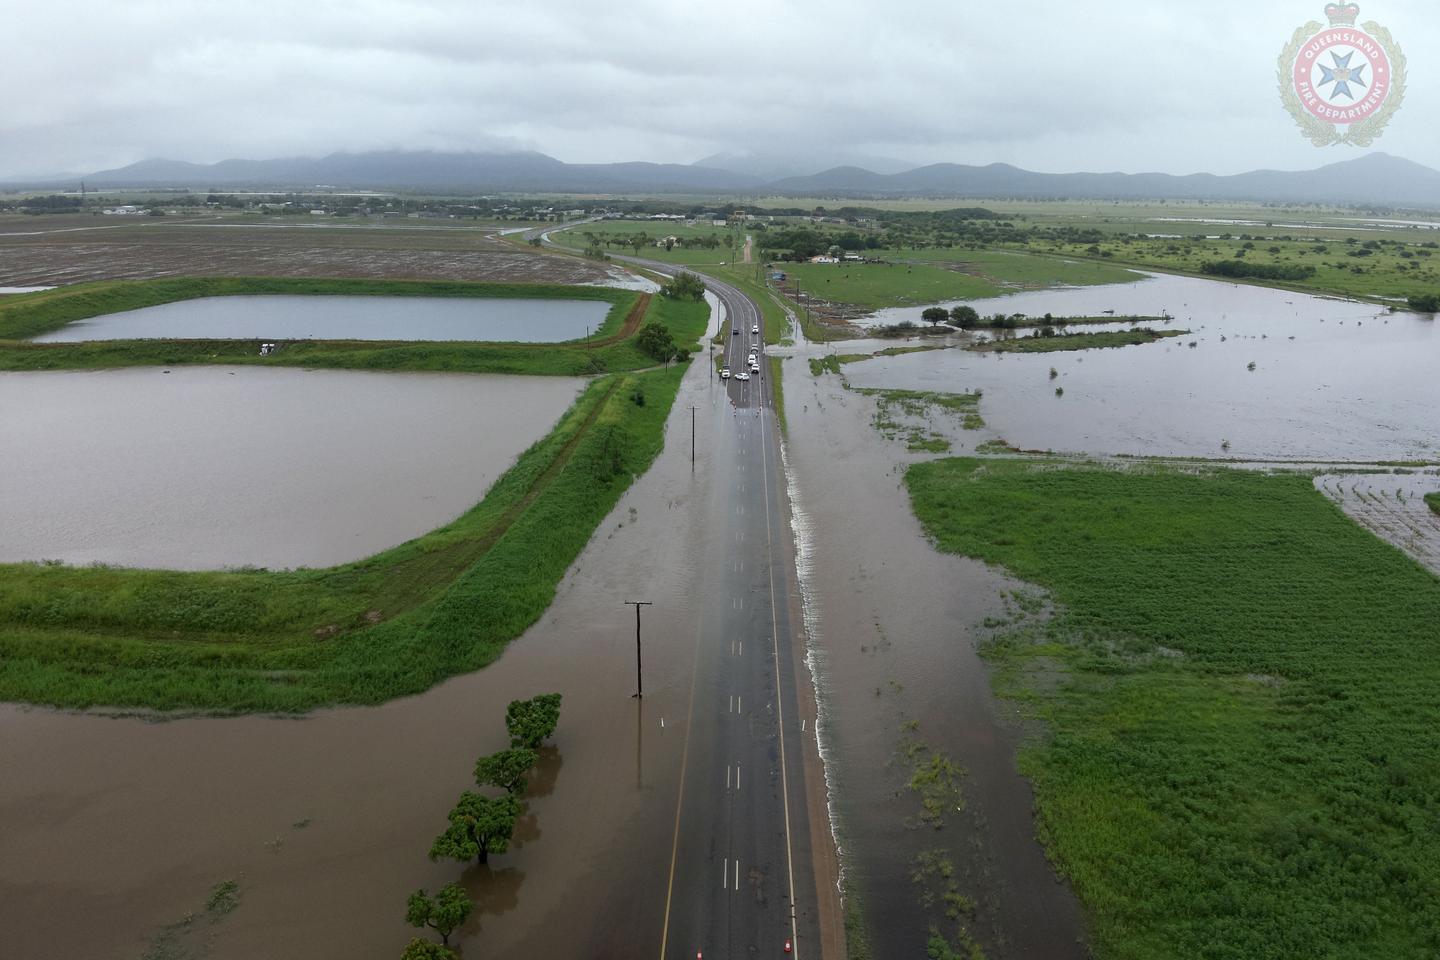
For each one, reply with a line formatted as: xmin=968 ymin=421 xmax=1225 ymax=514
xmin=612 ymin=254 xmax=823 ymax=959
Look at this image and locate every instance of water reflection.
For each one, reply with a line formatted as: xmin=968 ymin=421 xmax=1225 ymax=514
xmin=31 ymin=294 xmax=612 ymax=343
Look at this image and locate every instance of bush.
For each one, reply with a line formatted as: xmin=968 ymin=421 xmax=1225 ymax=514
xmin=1407 ymin=294 xmax=1440 ymax=312
xmin=660 ymin=272 xmax=706 ymax=301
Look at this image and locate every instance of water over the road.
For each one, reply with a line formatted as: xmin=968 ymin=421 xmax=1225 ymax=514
xmin=31 ymin=294 xmax=612 ymax=342
xmin=0 ymin=367 xmax=585 ymax=569
xmin=848 ymin=273 xmax=1439 ymax=461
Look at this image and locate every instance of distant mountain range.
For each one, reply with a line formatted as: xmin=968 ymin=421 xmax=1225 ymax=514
xmin=19 ymin=150 xmax=1440 ymax=208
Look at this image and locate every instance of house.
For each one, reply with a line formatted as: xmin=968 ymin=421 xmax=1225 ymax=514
xmin=808 ymin=255 xmax=839 ymax=264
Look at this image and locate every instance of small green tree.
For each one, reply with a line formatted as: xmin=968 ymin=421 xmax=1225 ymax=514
xmin=475 ymin=747 xmax=538 ymax=795
xmin=400 ymin=937 xmax=457 ymax=960
xmin=921 ymin=307 xmax=950 ymax=327
xmin=660 ymin=271 xmax=706 ymax=301
xmin=628 ymin=233 xmax=649 ymax=255
xmin=505 ymin=693 xmax=562 ymax=749
xmin=405 ymin=883 xmax=472 ymax=946
xmin=636 ymin=321 xmax=679 ymax=363
xmin=430 ymin=792 xmax=521 ymax=865
xmin=949 ymin=305 xmax=980 ymax=329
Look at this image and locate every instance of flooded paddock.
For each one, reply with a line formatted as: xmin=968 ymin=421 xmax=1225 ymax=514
xmin=0 ymin=357 xmax=740 ymax=959
xmin=30 ymin=294 xmax=612 ymax=342
xmin=849 ymin=273 xmax=1439 ymax=461
xmin=0 ymin=367 xmax=585 ymax=570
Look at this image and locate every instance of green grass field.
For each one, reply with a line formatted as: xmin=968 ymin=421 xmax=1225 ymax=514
xmin=781 ymin=261 xmax=999 ymax=310
xmin=1426 ymin=491 xmax=1440 ymax=516
xmin=0 ymin=285 xmax=710 ymax=711
xmin=0 ymin=277 xmax=711 ymax=375
xmin=906 ymin=459 xmax=1440 ymax=960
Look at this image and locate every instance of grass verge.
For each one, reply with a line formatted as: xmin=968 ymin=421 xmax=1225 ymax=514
xmin=768 ymin=355 xmax=787 ymax=437
xmin=0 ymin=300 xmax=708 ymax=712
xmin=1426 ymin=491 xmax=1440 ymax=516
xmin=905 ymin=459 xmax=1440 ymax=960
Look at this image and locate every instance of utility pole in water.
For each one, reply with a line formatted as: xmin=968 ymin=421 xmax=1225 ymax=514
xmin=624 ymin=600 xmax=652 ymax=698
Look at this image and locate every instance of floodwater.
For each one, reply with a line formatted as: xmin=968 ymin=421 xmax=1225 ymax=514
xmin=0 ymin=354 xmax=764 ymax=959
xmin=778 ymin=355 xmax=1089 ymax=958
xmin=850 ymin=273 xmax=1440 ymax=461
xmin=30 ymin=294 xmax=612 ymax=342
xmin=0 ymin=367 xmax=585 ymax=570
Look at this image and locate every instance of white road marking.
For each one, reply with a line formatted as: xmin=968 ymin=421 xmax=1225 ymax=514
xmin=722 ymin=858 xmax=728 ymax=889
xmin=726 ymin=765 xmax=731 ymax=790
xmin=734 ymin=858 xmax=740 ymax=891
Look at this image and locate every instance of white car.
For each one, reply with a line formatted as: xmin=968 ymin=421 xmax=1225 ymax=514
xmin=721 ymin=367 xmax=731 ymax=379
xmin=751 ymin=325 xmax=759 ymax=334
xmin=736 ymin=371 xmax=750 ymax=381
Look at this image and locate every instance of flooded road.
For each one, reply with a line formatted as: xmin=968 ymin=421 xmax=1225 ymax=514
xmin=0 ymin=357 xmax=739 ymax=959
xmin=849 ymin=273 xmax=1439 ymax=461
xmin=0 ymin=367 xmax=584 ymax=570
xmin=31 ymin=294 xmax=612 ymax=342
xmin=779 ymin=356 xmax=1089 ymax=958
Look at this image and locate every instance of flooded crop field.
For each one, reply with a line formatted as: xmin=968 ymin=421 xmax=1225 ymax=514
xmin=31 ymin=293 xmax=611 ymax=342
xmin=0 ymin=218 xmax=610 ymax=286
xmin=849 ymin=273 xmax=1439 ymax=461
xmin=0 ymin=367 xmax=585 ymax=570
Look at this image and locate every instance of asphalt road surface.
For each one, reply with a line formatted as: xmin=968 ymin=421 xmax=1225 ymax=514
xmin=600 ymin=249 xmax=825 ymax=959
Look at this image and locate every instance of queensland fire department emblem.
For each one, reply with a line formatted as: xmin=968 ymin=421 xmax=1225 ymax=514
xmin=1278 ymin=4 xmax=1406 ymax=146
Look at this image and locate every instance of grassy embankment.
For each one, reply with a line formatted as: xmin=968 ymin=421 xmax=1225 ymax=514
xmin=0 ymin=277 xmax=693 ymax=375
xmin=906 ymin=459 xmax=1440 ymax=959
xmin=0 ymin=286 xmax=710 ymax=711
xmin=1426 ymin=491 xmax=1440 ymax=516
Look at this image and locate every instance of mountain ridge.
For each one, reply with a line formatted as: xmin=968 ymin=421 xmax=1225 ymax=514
xmin=18 ymin=150 xmax=1440 ymax=208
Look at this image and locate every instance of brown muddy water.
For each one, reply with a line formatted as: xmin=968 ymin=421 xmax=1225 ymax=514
xmin=0 ymin=367 xmax=584 ymax=570
xmin=853 ymin=273 xmax=1439 ymax=461
xmin=779 ymin=356 xmax=1088 ymax=959
xmin=0 ymin=357 xmax=759 ymax=959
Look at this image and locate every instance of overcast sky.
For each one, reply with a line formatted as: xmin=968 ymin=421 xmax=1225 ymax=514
xmin=2 ymin=0 xmax=1436 ymax=180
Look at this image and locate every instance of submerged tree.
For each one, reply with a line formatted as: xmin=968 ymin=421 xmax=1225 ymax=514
xmin=475 ymin=747 xmax=538 ymax=795
xmin=921 ymin=306 xmax=950 ymax=327
xmin=505 ymin=693 xmax=562 ymax=749
xmin=405 ymin=883 xmax=473 ymax=946
xmin=400 ymin=937 xmax=457 ymax=960
xmin=430 ymin=791 xmax=521 ymax=865
xmin=949 ymin=305 xmax=980 ymax=329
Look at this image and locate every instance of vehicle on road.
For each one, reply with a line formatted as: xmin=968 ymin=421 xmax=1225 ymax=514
xmin=721 ymin=367 xmax=730 ymax=379
xmin=736 ymin=371 xmax=750 ymax=381
xmin=732 ymin=327 xmax=739 ymax=336
xmin=751 ymin=324 xmax=759 ymax=334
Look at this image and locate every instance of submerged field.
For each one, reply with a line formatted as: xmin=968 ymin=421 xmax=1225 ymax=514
xmin=906 ymin=460 xmax=1440 ymax=959
xmin=0 ymin=284 xmax=709 ymax=711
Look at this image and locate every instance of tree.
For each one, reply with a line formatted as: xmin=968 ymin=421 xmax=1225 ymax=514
xmin=405 ymin=883 xmax=473 ymax=946
xmin=660 ymin=271 xmax=705 ymax=301
xmin=527 ymin=236 xmax=542 ymax=247
xmin=921 ymin=307 xmax=950 ymax=327
xmin=635 ymin=321 xmax=679 ymax=363
xmin=664 ymin=237 xmax=676 ymax=251
xmin=475 ymin=747 xmax=538 ymax=795
xmin=627 ymin=233 xmax=649 ymax=255
xmin=430 ymin=791 xmax=521 ymax=865
xmin=505 ymin=693 xmax=562 ymax=749
xmin=949 ymin=305 xmax=980 ymax=329
xmin=400 ymin=938 xmax=457 ymax=960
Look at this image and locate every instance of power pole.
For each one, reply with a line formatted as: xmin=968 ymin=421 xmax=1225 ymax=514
xmin=625 ymin=600 xmax=652 ymax=698
xmin=690 ymin=406 xmax=696 ymax=466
